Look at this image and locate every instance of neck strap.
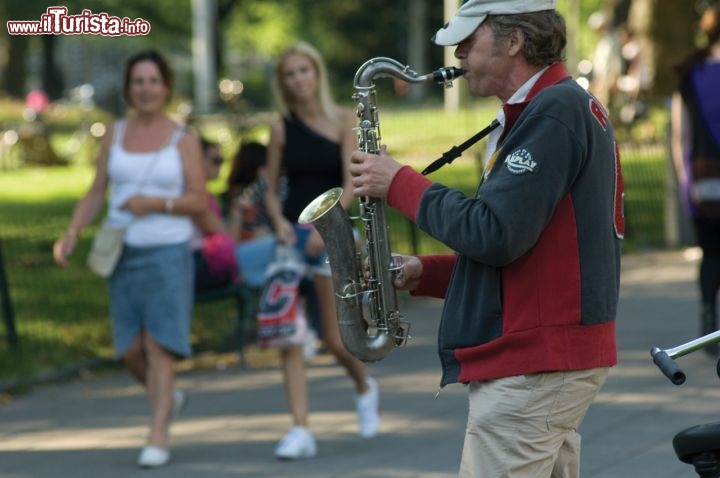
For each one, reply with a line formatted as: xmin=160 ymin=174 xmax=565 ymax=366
xmin=422 ymin=119 xmax=500 ymax=176
xmin=422 ymin=64 xmax=570 ymax=176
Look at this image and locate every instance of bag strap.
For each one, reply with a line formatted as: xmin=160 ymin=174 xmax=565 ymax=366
xmin=134 ymin=125 xmax=181 ymax=194
xmin=107 ymin=122 xmax=179 ymax=228
xmin=112 ymin=120 xmax=126 ymax=148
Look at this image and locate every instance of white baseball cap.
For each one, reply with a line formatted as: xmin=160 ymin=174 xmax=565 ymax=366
xmin=433 ymin=0 xmax=557 ymax=46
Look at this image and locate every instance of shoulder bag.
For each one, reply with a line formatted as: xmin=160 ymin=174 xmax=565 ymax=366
xmin=86 ymin=221 xmax=127 ymax=278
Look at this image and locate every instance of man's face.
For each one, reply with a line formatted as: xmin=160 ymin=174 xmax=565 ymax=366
xmin=454 ymin=22 xmax=512 ymax=99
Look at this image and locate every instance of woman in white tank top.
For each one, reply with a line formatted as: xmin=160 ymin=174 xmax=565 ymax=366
xmin=53 ymin=50 xmax=207 ymax=468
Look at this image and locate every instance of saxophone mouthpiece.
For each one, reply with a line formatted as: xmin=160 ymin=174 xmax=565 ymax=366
xmin=431 ymin=67 xmax=465 ymax=87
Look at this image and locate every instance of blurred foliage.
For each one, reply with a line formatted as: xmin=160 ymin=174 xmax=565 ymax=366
xmin=1 ymin=0 xmax=633 ymax=112
xmin=0 ymin=95 xmax=112 ymax=167
xmin=650 ymin=1 xmax=700 ymax=99
xmin=13 ymin=0 xmax=707 ymax=124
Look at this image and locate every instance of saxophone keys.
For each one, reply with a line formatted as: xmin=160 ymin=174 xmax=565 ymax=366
xmin=394 ymin=320 xmax=411 ymax=346
xmin=389 ymin=254 xmax=405 ymax=280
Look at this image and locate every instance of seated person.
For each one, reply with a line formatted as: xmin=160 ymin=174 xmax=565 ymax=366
xmin=224 ymin=141 xmax=281 ymax=242
xmin=192 ymin=138 xmax=239 ymax=292
xmin=225 ymin=141 xmax=283 ymax=288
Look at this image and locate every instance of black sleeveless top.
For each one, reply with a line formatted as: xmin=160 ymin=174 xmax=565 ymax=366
xmin=281 ymin=114 xmax=344 ymax=222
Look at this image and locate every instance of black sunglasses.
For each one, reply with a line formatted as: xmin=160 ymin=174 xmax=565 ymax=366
xmin=210 ymin=156 xmax=223 ymax=166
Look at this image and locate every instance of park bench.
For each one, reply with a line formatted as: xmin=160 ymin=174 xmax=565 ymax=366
xmin=192 ymin=236 xmax=274 ymax=368
xmin=194 ymin=281 xmax=260 ymax=369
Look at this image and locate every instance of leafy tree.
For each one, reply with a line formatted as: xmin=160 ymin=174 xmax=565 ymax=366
xmin=221 ymin=0 xmax=444 ymax=109
xmin=1 ymin=2 xmax=49 ymax=97
xmin=2 ymin=0 xmax=656 ymax=112
xmin=649 ymin=0 xmax=702 ymax=99
xmin=1 ymin=0 xmax=195 ymax=100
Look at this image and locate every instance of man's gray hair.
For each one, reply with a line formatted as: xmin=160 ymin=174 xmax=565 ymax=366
xmin=486 ymin=10 xmax=566 ymax=66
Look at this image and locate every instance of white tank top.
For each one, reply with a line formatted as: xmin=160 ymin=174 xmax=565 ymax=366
xmin=106 ymin=119 xmax=193 ymax=247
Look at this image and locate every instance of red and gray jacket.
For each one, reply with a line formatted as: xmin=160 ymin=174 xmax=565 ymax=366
xmin=388 ymin=64 xmax=624 ymax=386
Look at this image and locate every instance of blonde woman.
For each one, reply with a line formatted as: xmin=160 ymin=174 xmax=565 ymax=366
xmin=264 ymin=41 xmax=381 ymax=459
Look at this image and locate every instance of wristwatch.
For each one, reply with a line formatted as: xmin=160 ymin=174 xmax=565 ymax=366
xmin=164 ymin=198 xmax=174 ymax=214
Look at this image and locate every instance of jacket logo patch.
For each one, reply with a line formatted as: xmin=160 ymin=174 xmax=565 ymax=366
xmin=505 ymin=149 xmax=537 ymax=175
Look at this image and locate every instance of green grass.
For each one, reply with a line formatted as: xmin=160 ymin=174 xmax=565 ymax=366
xmin=0 ymin=165 xmax=244 ymax=384
xmin=0 ymin=106 xmax=668 ymax=384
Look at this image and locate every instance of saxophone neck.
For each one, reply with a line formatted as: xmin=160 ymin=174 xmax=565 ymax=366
xmin=353 ymin=57 xmax=464 ymax=89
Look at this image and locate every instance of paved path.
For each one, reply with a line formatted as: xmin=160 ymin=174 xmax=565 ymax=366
xmin=0 ymin=249 xmax=716 ymax=477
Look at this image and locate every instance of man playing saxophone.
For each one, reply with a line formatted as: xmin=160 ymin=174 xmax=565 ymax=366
xmin=349 ymin=1 xmax=623 ymax=477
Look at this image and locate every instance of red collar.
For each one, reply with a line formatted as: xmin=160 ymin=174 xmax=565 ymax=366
xmin=500 ymin=63 xmax=571 ymax=142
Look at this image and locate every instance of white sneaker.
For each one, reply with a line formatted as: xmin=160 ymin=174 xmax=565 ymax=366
xmin=137 ymin=446 xmax=170 ymax=468
xmin=275 ymin=426 xmax=317 ymax=460
xmin=356 ymin=377 xmax=380 ymax=438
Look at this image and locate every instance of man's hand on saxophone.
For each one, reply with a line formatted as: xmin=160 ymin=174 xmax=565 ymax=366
xmin=391 ymin=254 xmax=423 ymax=292
xmin=349 ymin=145 xmax=403 ymax=198
xmin=350 ymin=145 xmax=422 ymax=293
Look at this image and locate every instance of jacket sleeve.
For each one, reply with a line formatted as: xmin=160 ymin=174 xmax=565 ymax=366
xmin=387 ymin=165 xmax=432 ymax=220
xmin=415 ymin=95 xmax=586 ymax=266
xmin=386 ymin=167 xmax=454 ymax=297
xmin=411 ymin=254 xmax=456 ymax=298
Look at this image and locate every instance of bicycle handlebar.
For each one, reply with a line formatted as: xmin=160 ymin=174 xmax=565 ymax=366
xmin=650 ymin=348 xmax=686 ymax=385
xmin=650 ymin=329 xmax=720 ymax=385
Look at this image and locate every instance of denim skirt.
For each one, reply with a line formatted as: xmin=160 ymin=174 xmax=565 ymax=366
xmin=108 ymin=242 xmax=194 ymax=358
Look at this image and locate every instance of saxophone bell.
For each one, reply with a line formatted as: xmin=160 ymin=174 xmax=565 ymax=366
xmin=298 ymin=187 xmax=403 ymax=362
xmin=299 ymin=58 xmax=463 ymax=362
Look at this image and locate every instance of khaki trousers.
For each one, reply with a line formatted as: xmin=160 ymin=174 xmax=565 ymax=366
xmin=459 ymin=367 xmax=609 ymax=478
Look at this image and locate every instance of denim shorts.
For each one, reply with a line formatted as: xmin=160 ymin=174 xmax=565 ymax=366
xmin=294 ymin=224 xmax=331 ymax=276
xmin=108 ymin=242 xmax=194 ymax=358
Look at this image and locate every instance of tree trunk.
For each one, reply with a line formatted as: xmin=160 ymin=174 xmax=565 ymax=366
xmin=443 ymin=0 xmax=462 ymax=113
xmin=42 ymin=35 xmax=64 ymax=101
xmin=610 ymin=0 xmax=697 ymax=104
xmin=3 ymin=35 xmax=29 ymax=98
xmin=648 ymin=0 xmax=697 ymax=99
xmin=407 ymin=0 xmax=427 ymax=101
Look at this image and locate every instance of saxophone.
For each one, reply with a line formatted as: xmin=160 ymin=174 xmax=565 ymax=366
xmin=298 ymin=58 xmax=464 ymax=362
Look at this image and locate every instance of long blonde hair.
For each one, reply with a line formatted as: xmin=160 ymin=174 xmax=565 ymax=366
xmin=271 ymin=41 xmax=338 ymax=122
